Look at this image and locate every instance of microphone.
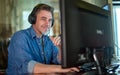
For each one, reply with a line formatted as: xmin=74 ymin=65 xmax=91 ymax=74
xmin=43 ymin=27 xmax=51 ymax=36
xmin=41 ymin=36 xmax=46 ymax=64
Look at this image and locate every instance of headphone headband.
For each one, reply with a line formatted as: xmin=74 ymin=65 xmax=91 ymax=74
xmin=28 ymin=4 xmax=54 ymax=27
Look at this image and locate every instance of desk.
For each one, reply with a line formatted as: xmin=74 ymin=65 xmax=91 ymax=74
xmin=1 ymin=68 xmax=120 ymax=75
xmin=20 ymin=72 xmax=119 ymax=75
xmin=0 ymin=72 xmax=120 ymax=75
xmin=28 ymin=71 xmax=120 ymax=75
xmin=2 ymin=71 xmax=119 ymax=75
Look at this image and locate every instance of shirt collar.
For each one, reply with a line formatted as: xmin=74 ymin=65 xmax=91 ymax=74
xmin=29 ymin=26 xmax=45 ymax=39
xmin=29 ymin=26 xmax=36 ymax=39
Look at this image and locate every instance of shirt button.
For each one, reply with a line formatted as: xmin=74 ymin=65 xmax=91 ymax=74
xmin=38 ymin=43 xmax=41 ymax=45
xmin=42 ymin=52 xmax=44 ymax=54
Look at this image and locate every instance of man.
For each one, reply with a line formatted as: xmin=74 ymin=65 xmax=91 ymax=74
xmin=6 ymin=4 xmax=79 ymax=74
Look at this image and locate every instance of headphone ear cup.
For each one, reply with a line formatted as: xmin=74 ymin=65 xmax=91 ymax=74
xmin=28 ymin=14 xmax=36 ymax=24
xmin=51 ymin=19 xmax=54 ymax=27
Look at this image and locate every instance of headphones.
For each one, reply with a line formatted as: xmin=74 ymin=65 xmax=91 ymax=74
xmin=28 ymin=4 xmax=54 ymax=27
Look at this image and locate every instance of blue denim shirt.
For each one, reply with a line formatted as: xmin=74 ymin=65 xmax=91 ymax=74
xmin=6 ymin=26 xmax=59 ymax=75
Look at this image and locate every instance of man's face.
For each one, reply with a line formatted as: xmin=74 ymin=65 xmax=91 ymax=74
xmin=33 ymin=10 xmax=53 ymax=36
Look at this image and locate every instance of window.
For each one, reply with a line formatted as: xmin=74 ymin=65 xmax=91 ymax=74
xmin=113 ymin=4 xmax=120 ymax=57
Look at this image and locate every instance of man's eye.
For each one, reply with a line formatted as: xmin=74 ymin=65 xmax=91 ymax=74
xmin=41 ymin=18 xmax=46 ymax=21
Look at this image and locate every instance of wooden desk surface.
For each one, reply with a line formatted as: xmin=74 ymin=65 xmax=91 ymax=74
xmin=1 ymin=70 xmax=120 ymax=75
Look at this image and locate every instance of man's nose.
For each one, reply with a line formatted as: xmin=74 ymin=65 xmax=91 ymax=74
xmin=45 ymin=20 xmax=50 ymax=26
xmin=45 ymin=20 xmax=52 ymax=27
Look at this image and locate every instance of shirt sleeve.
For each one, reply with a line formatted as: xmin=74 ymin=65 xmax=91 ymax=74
xmin=51 ymin=43 xmax=61 ymax=64
xmin=7 ymin=31 xmax=35 ymax=74
xmin=28 ymin=60 xmax=38 ymax=73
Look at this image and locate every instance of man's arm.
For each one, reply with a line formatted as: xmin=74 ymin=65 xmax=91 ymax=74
xmin=49 ymin=36 xmax=61 ymax=62
xmin=33 ymin=63 xmax=79 ymax=73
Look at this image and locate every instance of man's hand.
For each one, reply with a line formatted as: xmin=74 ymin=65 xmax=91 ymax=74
xmin=49 ymin=36 xmax=61 ymax=47
xmin=49 ymin=36 xmax=61 ymax=62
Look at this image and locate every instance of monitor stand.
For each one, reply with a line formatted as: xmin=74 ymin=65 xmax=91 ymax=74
xmin=93 ymin=49 xmax=102 ymax=75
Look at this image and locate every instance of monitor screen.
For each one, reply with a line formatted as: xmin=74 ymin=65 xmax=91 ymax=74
xmin=59 ymin=0 xmax=114 ymax=68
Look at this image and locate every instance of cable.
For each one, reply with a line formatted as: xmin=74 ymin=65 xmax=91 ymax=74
xmin=41 ymin=36 xmax=46 ymax=64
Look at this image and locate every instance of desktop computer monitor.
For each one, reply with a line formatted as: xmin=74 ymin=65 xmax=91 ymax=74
xmin=59 ymin=0 xmax=114 ymax=68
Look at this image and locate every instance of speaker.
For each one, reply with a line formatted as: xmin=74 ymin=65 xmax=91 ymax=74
xmin=28 ymin=4 xmax=54 ymax=27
